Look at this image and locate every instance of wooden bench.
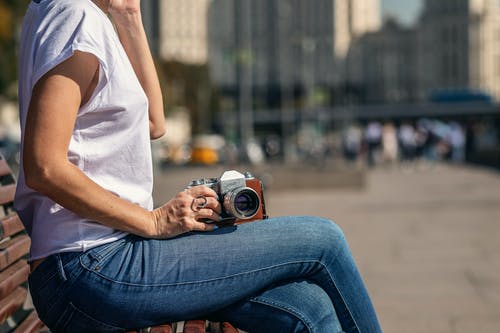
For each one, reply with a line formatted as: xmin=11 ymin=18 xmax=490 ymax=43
xmin=0 ymin=154 xmax=47 ymax=333
xmin=127 ymin=321 xmax=241 ymax=333
xmin=0 ymin=155 xmax=243 ymax=333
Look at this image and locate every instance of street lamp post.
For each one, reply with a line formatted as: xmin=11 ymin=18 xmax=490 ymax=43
xmin=235 ymin=0 xmax=255 ymax=161
xmin=277 ymin=0 xmax=298 ymax=163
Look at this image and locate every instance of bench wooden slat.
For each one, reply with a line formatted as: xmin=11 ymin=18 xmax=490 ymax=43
xmin=0 ymin=184 xmax=16 ymax=207
xmin=0 ymin=214 xmax=24 ymax=239
xmin=0 ymin=159 xmax=12 ymax=178
xmin=183 ymin=320 xmax=206 ymax=333
xmin=0 ymin=260 xmax=29 ymax=299
xmin=0 ymin=157 xmax=16 ymax=214
xmin=0 ymin=287 xmax=27 ymax=323
xmin=207 ymin=322 xmax=241 ymax=333
xmin=220 ymin=322 xmax=239 ymax=333
xmin=149 ymin=323 xmax=174 ymax=333
xmin=0 ymin=235 xmax=31 ymax=271
xmin=12 ymin=310 xmax=46 ymax=333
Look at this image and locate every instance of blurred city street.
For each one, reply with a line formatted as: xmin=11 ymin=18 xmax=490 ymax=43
xmin=153 ymin=163 xmax=500 ymax=333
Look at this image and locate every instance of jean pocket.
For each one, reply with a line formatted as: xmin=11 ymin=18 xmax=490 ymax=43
xmin=86 ymin=237 xmax=130 ymax=262
xmin=80 ymin=237 xmax=130 ymax=271
xmin=52 ymin=302 xmax=125 ymax=333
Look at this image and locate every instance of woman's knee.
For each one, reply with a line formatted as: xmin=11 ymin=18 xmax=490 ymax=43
xmin=270 ymin=216 xmax=344 ymax=238
xmin=288 ymin=216 xmax=347 ymax=250
xmin=264 ymin=216 xmax=349 ymax=261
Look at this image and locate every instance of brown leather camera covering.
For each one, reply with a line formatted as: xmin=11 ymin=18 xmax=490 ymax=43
xmin=233 ymin=178 xmax=268 ymax=225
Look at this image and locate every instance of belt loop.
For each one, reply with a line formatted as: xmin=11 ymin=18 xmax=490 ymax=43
xmin=56 ymin=254 xmax=68 ymax=282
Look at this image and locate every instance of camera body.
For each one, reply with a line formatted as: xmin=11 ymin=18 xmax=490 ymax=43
xmin=187 ymin=170 xmax=268 ymax=225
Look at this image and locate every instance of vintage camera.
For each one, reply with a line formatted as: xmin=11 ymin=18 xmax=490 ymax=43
xmin=187 ymin=170 xmax=268 ymax=225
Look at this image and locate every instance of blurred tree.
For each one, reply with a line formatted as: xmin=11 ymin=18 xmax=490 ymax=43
xmin=0 ymin=3 xmax=13 ymax=40
xmin=0 ymin=0 xmax=30 ymax=98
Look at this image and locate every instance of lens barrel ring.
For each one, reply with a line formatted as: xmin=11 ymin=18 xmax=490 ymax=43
xmin=223 ymin=187 xmax=260 ymax=220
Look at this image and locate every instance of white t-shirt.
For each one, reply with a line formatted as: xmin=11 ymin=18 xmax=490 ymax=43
xmin=15 ymin=0 xmax=154 ymax=260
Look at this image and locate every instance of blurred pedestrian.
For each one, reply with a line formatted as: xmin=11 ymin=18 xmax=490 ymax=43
xmin=398 ymin=122 xmax=417 ymax=165
xmin=431 ymin=121 xmax=452 ymax=161
xmin=448 ymin=122 xmax=466 ymax=163
xmin=381 ymin=121 xmax=398 ymax=165
xmin=342 ymin=123 xmax=362 ymax=164
xmin=364 ymin=121 xmax=382 ymax=167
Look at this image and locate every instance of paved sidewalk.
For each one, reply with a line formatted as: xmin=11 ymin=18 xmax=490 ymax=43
xmin=153 ymin=163 xmax=500 ymax=333
xmin=267 ymin=164 xmax=500 ymax=333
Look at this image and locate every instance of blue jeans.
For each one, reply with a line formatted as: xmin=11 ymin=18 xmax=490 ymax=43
xmin=28 ymin=216 xmax=382 ymax=333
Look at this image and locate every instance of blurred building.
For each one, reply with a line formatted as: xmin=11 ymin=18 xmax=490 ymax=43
xmin=349 ymin=0 xmax=382 ymax=36
xmin=208 ymin=0 xmax=381 ymax=108
xmin=143 ymin=0 xmax=500 ymax=108
xmin=345 ymin=0 xmax=500 ymax=104
xmin=157 ymin=0 xmax=210 ymax=64
xmin=418 ymin=0 xmax=500 ymax=101
xmin=348 ymin=19 xmax=419 ymax=104
xmin=140 ymin=1 xmax=160 ymax=57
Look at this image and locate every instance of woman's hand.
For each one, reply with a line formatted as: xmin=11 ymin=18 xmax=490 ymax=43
xmin=108 ymin=0 xmax=141 ymax=14
xmin=151 ymin=186 xmax=222 ymax=239
xmin=106 ymin=0 xmax=142 ymax=26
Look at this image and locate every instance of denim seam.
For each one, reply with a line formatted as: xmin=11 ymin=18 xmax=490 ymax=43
xmin=53 ymin=300 xmax=75 ymax=330
xmin=249 ymin=298 xmax=313 ymax=333
xmin=318 ymin=257 xmax=360 ymax=333
xmin=56 ymin=254 xmax=68 ymax=281
xmin=81 ymin=259 xmax=319 ymax=287
xmin=90 ymin=238 xmax=128 ymax=262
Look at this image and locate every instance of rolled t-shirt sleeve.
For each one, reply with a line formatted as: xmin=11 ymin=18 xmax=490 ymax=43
xmin=31 ymin=2 xmax=113 ymax=92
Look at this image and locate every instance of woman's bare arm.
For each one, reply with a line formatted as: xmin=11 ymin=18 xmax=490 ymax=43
xmin=23 ymin=51 xmax=218 ymax=239
xmin=108 ymin=1 xmax=166 ymax=139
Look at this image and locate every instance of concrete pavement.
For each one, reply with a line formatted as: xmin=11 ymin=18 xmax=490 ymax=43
xmin=152 ymin=163 xmax=500 ymax=333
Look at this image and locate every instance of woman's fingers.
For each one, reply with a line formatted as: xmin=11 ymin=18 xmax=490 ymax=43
xmin=191 ymin=195 xmax=208 ymax=211
xmin=196 ymin=196 xmax=221 ymax=214
xmin=191 ymin=220 xmax=218 ymax=232
xmin=186 ymin=186 xmax=221 ymax=214
xmin=186 ymin=185 xmax=218 ymax=199
xmin=195 ymin=208 xmax=221 ymax=223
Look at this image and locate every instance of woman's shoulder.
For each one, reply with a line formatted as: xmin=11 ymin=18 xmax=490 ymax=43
xmin=37 ymin=0 xmax=108 ymax=26
xmin=30 ymin=0 xmax=109 ymax=27
xmin=34 ymin=0 xmax=112 ymax=41
xmin=27 ymin=0 xmax=115 ymax=76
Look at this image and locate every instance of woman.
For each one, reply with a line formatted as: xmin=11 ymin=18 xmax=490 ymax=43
xmin=16 ymin=0 xmax=382 ymax=332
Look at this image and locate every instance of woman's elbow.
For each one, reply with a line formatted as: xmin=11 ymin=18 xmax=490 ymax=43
xmin=150 ymin=122 xmax=166 ymax=140
xmin=24 ymin=162 xmax=52 ymax=193
xmin=23 ymin=152 xmax=61 ymax=193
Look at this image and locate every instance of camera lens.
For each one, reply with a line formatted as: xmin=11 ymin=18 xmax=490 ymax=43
xmin=235 ymin=191 xmax=257 ymax=211
xmin=223 ymin=187 xmax=260 ymax=220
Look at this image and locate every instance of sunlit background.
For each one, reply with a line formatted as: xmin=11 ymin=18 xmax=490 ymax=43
xmin=0 ymin=0 xmax=499 ymax=169
xmin=0 ymin=1 xmax=499 ymax=333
